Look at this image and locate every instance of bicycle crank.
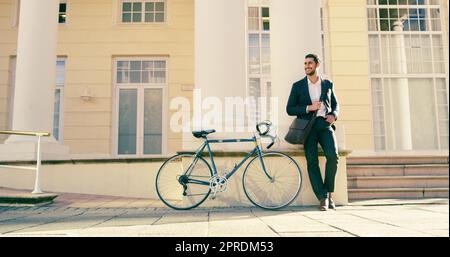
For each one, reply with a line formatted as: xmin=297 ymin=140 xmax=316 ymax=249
xmin=209 ymin=175 xmax=228 ymax=199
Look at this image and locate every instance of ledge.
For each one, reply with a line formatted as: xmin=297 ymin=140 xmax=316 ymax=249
xmin=0 ymin=188 xmax=58 ymax=205
xmin=0 ymin=157 xmax=169 ymax=166
xmin=0 ymin=149 xmax=352 ymax=166
xmin=178 ymin=148 xmax=353 ymax=158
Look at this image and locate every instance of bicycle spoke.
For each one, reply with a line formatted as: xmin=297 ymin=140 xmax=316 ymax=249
xmin=280 ymin=161 xmax=293 ymax=175
xmin=158 ymin=150 xmax=301 ymax=211
xmin=243 ymin=152 xmax=301 ymax=209
xmin=156 ymin=154 xmax=212 ymax=210
xmin=249 ymin=163 xmax=272 ymax=182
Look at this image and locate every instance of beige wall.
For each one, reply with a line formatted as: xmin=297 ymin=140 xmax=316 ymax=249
xmin=1 ymin=0 xmax=448 ymax=156
xmin=0 ymin=154 xmax=348 ymax=206
xmin=0 ymin=0 xmax=194 ymax=156
xmin=325 ymin=0 xmax=374 ymax=151
xmin=63 ymin=0 xmax=194 ymax=156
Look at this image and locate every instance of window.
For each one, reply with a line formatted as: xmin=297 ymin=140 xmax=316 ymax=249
xmin=53 ymin=59 xmax=66 ymax=141
xmin=13 ymin=0 xmax=68 ymax=26
xmin=9 ymin=57 xmax=66 ymax=142
xmin=114 ymin=59 xmax=167 ymax=156
xmin=59 ymin=0 xmax=67 ymax=24
xmin=7 ymin=59 xmax=16 ymax=130
xmin=320 ymin=5 xmax=329 ymax=75
xmin=367 ymin=0 xmax=441 ymax=32
xmin=367 ymin=0 xmax=448 ymax=151
xmin=120 ymin=0 xmax=166 ymax=23
xmin=247 ymin=6 xmax=271 ymax=124
xmin=369 ymin=34 xmax=445 ymax=74
xmin=12 ymin=0 xmax=20 ymax=27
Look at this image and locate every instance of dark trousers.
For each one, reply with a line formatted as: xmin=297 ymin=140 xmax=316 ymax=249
xmin=304 ymin=117 xmax=339 ymax=201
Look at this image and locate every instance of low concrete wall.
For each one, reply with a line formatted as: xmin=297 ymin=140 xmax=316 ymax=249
xmin=0 ymin=151 xmax=349 ymax=207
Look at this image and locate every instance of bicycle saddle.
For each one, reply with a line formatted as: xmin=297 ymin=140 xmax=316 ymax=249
xmin=192 ymin=129 xmax=216 ymax=138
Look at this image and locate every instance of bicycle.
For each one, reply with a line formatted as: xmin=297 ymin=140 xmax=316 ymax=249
xmin=155 ymin=121 xmax=302 ymax=210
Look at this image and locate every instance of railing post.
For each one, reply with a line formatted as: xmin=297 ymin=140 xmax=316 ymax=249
xmin=0 ymin=130 xmax=50 ymax=194
xmin=32 ymin=135 xmax=43 ymax=194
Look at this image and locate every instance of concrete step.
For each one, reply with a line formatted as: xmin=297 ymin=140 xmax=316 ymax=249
xmin=0 ymin=187 xmax=58 ymax=205
xmin=347 ymin=155 xmax=448 ymax=165
xmin=348 ymin=188 xmax=449 ymax=200
xmin=347 ymin=175 xmax=449 ymax=189
xmin=347 ymin=164 xmax=449 ymax=177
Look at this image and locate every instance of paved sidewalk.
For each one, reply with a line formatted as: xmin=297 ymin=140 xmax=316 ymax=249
xmin=0 ymin=188 xmax=448 ymax=237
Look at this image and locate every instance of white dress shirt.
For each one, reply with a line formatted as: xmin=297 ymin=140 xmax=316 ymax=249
xmin=307 ymin=77 xmax=327 ymax=118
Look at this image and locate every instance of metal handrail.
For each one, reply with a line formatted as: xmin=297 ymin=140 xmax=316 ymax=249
xmin=0 ymin=130 xmax=51 ymax=194
xmin=0 ymin=130 xmax=50 ymax=137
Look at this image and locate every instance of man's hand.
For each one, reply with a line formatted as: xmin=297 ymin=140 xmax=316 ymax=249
xmin=308 ymin=101 xmax=322 ymax=112
xmin=326 ymin=114 xmax=336 ymax=124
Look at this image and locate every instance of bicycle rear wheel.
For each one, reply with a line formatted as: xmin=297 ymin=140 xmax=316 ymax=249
xmin=156 ymin=154 xmax=212 ymax=210
xmin=243 ymin=151 xmax=302 ymax=210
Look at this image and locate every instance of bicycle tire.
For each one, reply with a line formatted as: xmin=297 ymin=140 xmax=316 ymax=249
xmin=242 ymin=151 xmax=302 ymax=210
xmin=156 ymin=153 xmax=213 ymax=210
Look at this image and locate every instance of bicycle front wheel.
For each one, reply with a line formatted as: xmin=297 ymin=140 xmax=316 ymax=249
xmin=243 ymin=151 xmax=302 ymax=210
xmin=156 ymin=154 xmax=212 ymax=210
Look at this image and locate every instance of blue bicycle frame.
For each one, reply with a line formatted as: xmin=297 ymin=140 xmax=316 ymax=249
xmin=184 ymin=135 xmax=272 ymax=186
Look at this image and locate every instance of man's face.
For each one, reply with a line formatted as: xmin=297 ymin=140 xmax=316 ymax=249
xmin=304 ymin=58 xmax=319 ymax=76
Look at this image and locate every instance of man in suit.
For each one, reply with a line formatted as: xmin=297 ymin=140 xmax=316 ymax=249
xmin=286 ymin=53 xmax=340 ymax=211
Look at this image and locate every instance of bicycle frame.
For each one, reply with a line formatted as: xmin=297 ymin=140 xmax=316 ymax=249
xmin=183 ymin=135 xmax=272 ymax=186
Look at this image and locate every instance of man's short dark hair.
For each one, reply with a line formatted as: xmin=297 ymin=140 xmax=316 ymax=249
xmin=305 ymin=53 xmax=320 ymax=64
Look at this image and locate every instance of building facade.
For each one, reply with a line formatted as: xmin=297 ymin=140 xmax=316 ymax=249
xmin=0 ymin=0 xmax=448 ymax=160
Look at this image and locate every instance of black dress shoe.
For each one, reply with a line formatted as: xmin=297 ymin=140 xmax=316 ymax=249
xmin=319 ymin=198 xmax=329 ymax=211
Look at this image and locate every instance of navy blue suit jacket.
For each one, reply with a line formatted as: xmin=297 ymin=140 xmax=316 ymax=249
xmin=286 ymin=77 xmax=339 ymax=125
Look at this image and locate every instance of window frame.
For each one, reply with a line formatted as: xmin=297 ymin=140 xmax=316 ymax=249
xmin=246 ymin=5 xmax=272 ymax=124
xmin=112 ymin=57 xmax=168 ymax=157
xmin=366 ymin=0 xmax=449 ymax=151
xmin=367 ymin=0 xmax=441 ymax=32
xmin=7 ymin=57 xmax=16 ymax=130
xmin=320 ymin=1 xmax=331 ymax=77
xmin=118 ymin=0 xmax=167 ymax=25
xmin=53 ymin=58 xmax=66 ymax=142
xmin=8 ymin=56 xmax=66 ymax=143
xmin=58 ymin=0 xmax=68 ymax=25
xmin=11 ymin=0 xmax=20 ymax=28
xmin=12 ymin=0 xmax=69 ymax=27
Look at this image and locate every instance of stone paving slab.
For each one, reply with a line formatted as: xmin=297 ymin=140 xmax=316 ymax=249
xmin=92 ymin=210 xmax=160 ymax=228
xmin=139 ymin=222 xmax=210 ymax=237
xmin=279 ymin=231 xmax=354 ymax=237
xmin=254 ymin=211 xmax=341 ymax=233
xmin=348 ymin=198 xmax=449 ymax=206
xmin=207 ymin=210 xmax=280 ymax=237
xmin=0 ymin=188 xmax=448 ymax=237
xmin=0 ymin=209 xmax=85 ymax=234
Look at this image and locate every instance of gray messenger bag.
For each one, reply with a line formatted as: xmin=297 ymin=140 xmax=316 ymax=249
xmin=284 ymin=111 xmax=317 ymax=145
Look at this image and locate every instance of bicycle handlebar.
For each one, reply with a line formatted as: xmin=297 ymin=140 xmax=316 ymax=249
xmin=256 ymin=120 xmax=275 ymax=149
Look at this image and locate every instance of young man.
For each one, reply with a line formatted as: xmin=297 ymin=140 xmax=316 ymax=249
xmin=286 ymin=53 xmax=340 ymax=211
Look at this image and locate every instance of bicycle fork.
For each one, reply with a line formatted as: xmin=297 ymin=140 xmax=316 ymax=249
xmin=256 ymin=146 xmax=273 ymax=181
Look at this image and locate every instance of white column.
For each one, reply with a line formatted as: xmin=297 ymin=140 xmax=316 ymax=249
xmin=1 ymin=0 xmax=69 ymax=160
xmin=390 ymin=20 xmax=413 ymax=150
xmin=6 ymin=0 xmax=59 ymax=143
xmin=183 ymin=0 xmax=248 ymax=151
xmin=194 ymin=0 xmax=247 ymax=130
xmin=270 ymin=0 xmax=322 ymax=149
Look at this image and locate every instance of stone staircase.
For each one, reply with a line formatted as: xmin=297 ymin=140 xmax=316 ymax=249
xmin=347 ymin=156 xmax=449 ymax=200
